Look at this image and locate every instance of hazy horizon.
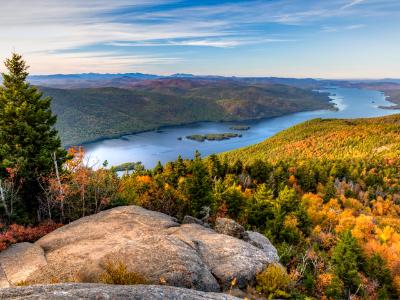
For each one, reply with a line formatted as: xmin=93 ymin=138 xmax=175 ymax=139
xmin=1 ymin=0 xmax=399 ymax=78
xmin=28 ymin=72 xmax=400 ymax=81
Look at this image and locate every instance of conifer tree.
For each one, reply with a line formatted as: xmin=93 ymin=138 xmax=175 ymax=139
xmin=332 ymin=230 xmax=362 ymax=298
xmin=0 ymin=53 xmax=67 ymax=221
xmin=185 ymin=152 xmax=214 ymax=218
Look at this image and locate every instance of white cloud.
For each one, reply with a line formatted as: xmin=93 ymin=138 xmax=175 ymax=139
xmin=0 ymin=0 xmax=398 ymax=74
xmin=342 ymin=0 xmax=366 ymax=9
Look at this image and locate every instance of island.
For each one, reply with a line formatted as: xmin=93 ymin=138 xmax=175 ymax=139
xmin=230 ymin=125 xmax=251 ymax=131
xmin=186 ymin=133 xmax=242 ymax=142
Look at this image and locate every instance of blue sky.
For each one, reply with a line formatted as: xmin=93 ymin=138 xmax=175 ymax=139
xmin=0 ymin=0 xmax=399 ymax=78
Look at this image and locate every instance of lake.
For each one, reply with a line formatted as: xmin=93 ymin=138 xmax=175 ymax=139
xmin=84 ymin=87 xmax=398 ymax=168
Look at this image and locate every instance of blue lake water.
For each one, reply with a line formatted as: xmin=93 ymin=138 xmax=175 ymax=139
xmin=84 ymin=87 xmax=398 ymax=168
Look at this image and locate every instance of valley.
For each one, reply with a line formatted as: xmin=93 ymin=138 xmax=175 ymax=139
xmin=43 ymin=79 xmax=333 ymax=146
xmin=84 ymin=86 xmax=396 ymax=169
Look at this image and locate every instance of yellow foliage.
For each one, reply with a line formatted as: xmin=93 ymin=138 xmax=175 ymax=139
xmin=256 ymin=264 xmax=292 ymax=299
xmin=136 ymin=175 xmax=152 ymax=185
xmin=351 ymin=215 xmax=375 ymax=243
xmin=335 ymin=209 xmax=356 ymax=234
xmin=284 ymin=215 xmax=298 ymax=229
xmin=99 ymin=260 xmax=148 ymax=285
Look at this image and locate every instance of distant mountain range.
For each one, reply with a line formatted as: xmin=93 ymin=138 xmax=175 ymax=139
xmin=25 ymin=73 xmax=400 ymax=146
xmin=29 ymin=73 xmax=327 ymax=89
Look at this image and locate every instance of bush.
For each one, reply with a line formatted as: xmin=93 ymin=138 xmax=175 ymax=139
xmin=0 ymin=221 xmax=61 ymax=251
xmin=256 ymin=263 xmax=292 ymax=299
xmin=99 ymin=260 xmax=148 ymax=285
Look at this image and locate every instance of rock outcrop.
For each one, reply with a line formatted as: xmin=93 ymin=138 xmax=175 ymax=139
xmin=214 ymin=217 xmax=248 ymax=240
xmin=0 ymin=243 xmax=47 ymax=288
xmin=182 ymin=215 xmax=210 ymax=228
xmin=0 ymin=206 xmax=279 ymax=292
xmin=0 ymin=283 xmax=241 ymax=300
xmin=213 ymin=217 xmax=279 ymax=265
xmin=245 ymin=231 xmax=279 ymax=263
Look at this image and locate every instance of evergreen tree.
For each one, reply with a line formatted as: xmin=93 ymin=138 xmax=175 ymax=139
xmin=323 ymin=177 xmax=337 ymax=203
xmin=185 ymin=153 xmax=214 ymax=218
xmin=207 ymin=154 xmax=223 ymax=179
xmin=153 ymin=161 xmax=163 ymax=174
xmin=332 ymin=230 xmax=363 ymax=298
xmin=363 ymin=253 xmax=397 ymax=299
xmin=247 ymin=183 xmax=275 ymax=228
xmin=0 ymin=53 xmax=67 ymax=221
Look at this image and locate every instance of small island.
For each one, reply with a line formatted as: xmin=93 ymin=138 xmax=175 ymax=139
xmin=230 ymin=125 xmax=251 ymax=131
xmin=186 ymin=133 xmax=242 ymax=142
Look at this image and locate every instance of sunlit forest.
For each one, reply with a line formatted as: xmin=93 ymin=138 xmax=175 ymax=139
xmin=3 ymin=115 xmax=400 ymax=298
xmin=2 ymin=54 xmax=400 ymax=299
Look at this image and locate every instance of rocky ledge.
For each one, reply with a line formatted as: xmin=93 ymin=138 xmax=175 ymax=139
xmin=0 ymin=283 xmax=241 ymax=299
xmin=0 ymin=206 xmax=278 ymax=293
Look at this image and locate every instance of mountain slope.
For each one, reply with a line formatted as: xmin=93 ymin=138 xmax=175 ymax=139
xmin=221 ymin=114 xmax=400 ymax=164
xmin=43 ymin=80 xmax=333 ymax=145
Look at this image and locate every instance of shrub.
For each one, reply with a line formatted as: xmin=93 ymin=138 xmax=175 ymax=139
xmin=0 ymin=221 xmax=61 ymax=251
xmin=99 ymin=260 xmax=147 ymax=285
xmin=256 ymin=263 xmax=292 ymax=299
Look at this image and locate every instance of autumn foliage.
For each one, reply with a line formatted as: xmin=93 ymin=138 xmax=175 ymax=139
xmin=0 ymin=221 xmax=61 ymax=251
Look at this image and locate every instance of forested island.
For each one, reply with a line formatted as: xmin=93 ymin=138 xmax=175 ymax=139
xmin=230 ymin=125 xmax=251 ymax=131
xmin=186 ymin=133 xmax=242 ymax=142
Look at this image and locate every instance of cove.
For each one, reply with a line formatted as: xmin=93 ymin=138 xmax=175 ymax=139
xmin=84 ymin=87 xmax=397 ymax=168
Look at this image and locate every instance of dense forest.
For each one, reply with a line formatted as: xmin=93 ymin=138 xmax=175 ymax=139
xmin=2 ymin=54 xmax=400 ymax=299
xmin=43 ymin=80 xmax=333 ymax=145
xmin=221 ymin=115 xmax=400 ymax=164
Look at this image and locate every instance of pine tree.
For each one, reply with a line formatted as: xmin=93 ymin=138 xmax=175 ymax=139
xmin=185 ymin=152 xmax=214 ymax=218
xmin=331 ymin=230 xmax=363 ymax=298
xmin=0 ymin=53 xmax=67 ymax=221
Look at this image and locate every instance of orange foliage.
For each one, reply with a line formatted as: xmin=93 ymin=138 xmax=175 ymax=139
xmin=0 ymin=222 xmax=62 ymax=251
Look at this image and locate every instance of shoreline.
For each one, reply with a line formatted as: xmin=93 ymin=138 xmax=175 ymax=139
xmin=69 ymin=104 xmax=335 ymax=148
xmin=65 ymin=90 xmax=336 ymax=148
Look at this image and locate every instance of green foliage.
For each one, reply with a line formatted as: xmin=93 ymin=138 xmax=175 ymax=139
xmin=247 ymin=184 xmax=274 ymax=227
xmin=0 ymin=53 xmax=67 ymax=222
xmin=184 ymin=154 xmax=214 ymax=218
xmin=186 ymin=133 xmax=241 ymax=142
xmin=363 ymin=254 xmax=397 ymax=299
xmin=256 ymin=264 xmax=292 ymax=299
xmin=230 ymin=125 xmax=251 ymax=131
xmin=41 ymin=82 xmax=332 ymax=145
xmin=331 ymin=230 xmax=363 ymax=298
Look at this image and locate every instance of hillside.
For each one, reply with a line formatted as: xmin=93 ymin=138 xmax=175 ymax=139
xmin=221 ymin=114 xmax=400 ymax=164
xmin=382 ymin=89 xmax=400 ymax=109
xmin=43 ymin=80 xmax=333 ymax=145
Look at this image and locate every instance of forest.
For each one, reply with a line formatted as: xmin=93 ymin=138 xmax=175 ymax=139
xmin=43 ymin=79 xmax=333 ymax=145
xmin=2 ymin=54 xmax=400 ymax=299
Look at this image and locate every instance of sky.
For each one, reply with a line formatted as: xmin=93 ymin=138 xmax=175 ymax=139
xmin=0 ymin=0 xmax=399 ymax=78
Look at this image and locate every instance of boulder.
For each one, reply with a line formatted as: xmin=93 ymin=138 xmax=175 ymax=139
xmin=182 ymin=215 xmax=210 ymax=228
xmin=214 ymin=217 xmax=248 ymax=240
xmin=0 ymin=206 xmax=279 ymax=292
xmin=0 ymin=264 xmax=9 ymax=288
xmin=0 ymin=243 xmax=47 ymax=286
xmin=245 ymin=231 xmax=280 ymax=263
xmin=167 ymin=224 xmax=271 ymax=289
xmin=0 ymin=283 xmax=241 ymax=300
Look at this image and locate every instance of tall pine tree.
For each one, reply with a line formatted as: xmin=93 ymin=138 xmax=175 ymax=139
xmin=0 ymin=53 xmax=67 ymax=222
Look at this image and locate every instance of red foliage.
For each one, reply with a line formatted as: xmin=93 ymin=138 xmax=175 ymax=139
xmin=0 ymin=221 xmax=62 ymax=251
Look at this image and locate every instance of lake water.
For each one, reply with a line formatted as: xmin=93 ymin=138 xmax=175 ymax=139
xmin=84 ymin=87 xmax=398 ymax=168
